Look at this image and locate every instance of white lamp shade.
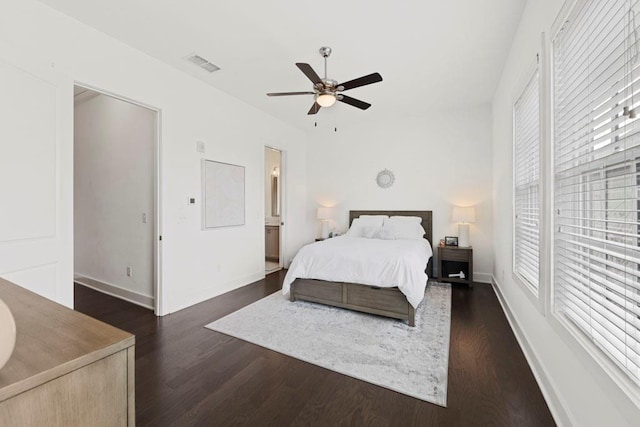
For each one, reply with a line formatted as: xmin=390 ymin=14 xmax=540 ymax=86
xmin=317 ymin=207 xmax=334 ymax=220
xmin=451 ymin=206 xmax=475 ymax=223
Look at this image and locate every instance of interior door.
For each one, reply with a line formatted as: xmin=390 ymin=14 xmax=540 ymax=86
xmin=0 ymin=52 xmax=73 ymax=307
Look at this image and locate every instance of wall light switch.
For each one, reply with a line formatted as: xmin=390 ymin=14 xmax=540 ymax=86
xmin=196 ymin=141 xmax=205 ymax=154
xmin=142 ymin=213 xmax=147 ymax=223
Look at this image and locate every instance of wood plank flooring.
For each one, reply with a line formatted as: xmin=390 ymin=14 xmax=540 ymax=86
xmin=74 ymin=273 xmax=555 ymax=426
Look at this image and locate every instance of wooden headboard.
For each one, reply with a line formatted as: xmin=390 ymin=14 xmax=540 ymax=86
xmin=348 ymin=210 xmax=434 ymax=278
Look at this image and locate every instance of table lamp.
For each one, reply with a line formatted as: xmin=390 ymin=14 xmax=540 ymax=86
xmin=317 ymin=207 xmax=333 ymax=239
xmin=451 ymin=206 xmax=475 ymax=247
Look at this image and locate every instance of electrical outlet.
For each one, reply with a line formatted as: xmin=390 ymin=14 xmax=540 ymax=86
xmin=127 ymin=266 xmax=132 ymax=277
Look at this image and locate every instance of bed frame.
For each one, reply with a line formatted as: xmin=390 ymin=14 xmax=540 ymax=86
xmin=289 ymin=210 xmax=433 ymax=327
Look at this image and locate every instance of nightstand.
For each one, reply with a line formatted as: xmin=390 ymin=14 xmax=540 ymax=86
xmin=438 ymin=246 xmax=473 ymax=287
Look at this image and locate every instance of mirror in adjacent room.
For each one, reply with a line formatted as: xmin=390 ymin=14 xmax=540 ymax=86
xmin=271 ymin=172 xmax=279 ymax=217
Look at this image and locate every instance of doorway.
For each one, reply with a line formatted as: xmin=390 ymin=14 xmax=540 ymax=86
xmin=265 ymin=147 xmax=282 ymax=273
xmin=73 ymin=84 xmax=161 ymax=313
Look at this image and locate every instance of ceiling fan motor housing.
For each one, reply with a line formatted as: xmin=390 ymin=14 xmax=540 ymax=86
xmin=319 ymin=46 xmax=332 ymax=58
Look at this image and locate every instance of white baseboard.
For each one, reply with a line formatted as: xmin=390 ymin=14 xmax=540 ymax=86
xmin=74 ymin=274 xmax=154 ymax=310
xmin=491 ymin=275 xmax=572 ymax=427
xmin=165 ymin=271 xmax=266 ymax=315
xmin=474 ymin=272 xmax=492 ymax=284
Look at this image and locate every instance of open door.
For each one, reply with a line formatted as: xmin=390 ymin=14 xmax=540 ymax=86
xmin=73 ymin=85 xmax=160 ymax=312
xmin=265 ymin=147 xmax=283 ymax=273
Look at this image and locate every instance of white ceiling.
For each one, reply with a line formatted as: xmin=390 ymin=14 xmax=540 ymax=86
xmin=40 ymin=0 xmax=526 ymax=130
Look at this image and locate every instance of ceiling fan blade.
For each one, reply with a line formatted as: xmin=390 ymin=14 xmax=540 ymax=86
xmin=338 ymin=95 xmax=371 ymax=110
xmin=267 ymin=91 xmax=315 ymax=96
xmin=338 ymin=73 xmax=383 ymax=91
xmin=307 ymin=102 xmax=321 ymax=115
xmin=296 ymin=63 xmax=323 ymax=85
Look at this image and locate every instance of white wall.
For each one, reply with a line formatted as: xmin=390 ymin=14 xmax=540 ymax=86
xmin=1 ymin=0 xmax=310 ymax=315
xmin=0 ymin=49 xmax=73 ymax=307
xmin=306 ymin=108 xmax=493 ymax=281
xmin=492 ymin=0 xmax=640 ymax=425
xmin=74 ymin=93 xmax=155 ymax=303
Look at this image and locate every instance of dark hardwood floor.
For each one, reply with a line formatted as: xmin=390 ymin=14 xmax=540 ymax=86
xmin=74 ymin=273 xmax=555 ymax=426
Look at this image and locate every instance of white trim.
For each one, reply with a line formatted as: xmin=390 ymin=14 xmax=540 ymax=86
xmin=74 ymin=274 xmax=154 ymax=309
xmin=549 ymin=308 xmax=640 ymax=411
xmin=473 ymin=272 xmax=493 ymax=284
xmin=491 ymin=275 xmax=574 ymax=427
xmin=166 ymin=271 xmax=265 ymax=315
xmin=73 ymin=90 xmax=99 ymax=104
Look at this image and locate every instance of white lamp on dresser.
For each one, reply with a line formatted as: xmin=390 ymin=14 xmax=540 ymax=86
xmin=452 ymin=206 xmax=475 ymax=248
xmin=317 ymin=206 xmax=334 ymax=239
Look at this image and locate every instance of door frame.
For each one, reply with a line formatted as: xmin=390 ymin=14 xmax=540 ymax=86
xmin=73 ymin=82 xmax=164 ymax=315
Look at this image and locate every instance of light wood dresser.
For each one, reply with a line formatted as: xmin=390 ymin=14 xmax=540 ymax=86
xmin=0 ymin=277 xmax=135 ymax=426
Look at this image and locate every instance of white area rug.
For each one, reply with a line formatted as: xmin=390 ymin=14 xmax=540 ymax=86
xmin=205 ymin=282 xmax=451 ymax=406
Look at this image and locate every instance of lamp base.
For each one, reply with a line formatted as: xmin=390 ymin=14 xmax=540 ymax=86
xmin=458 ymin=223 xmax=470 ymax=247
xmin=321 ymin=220 xmax=330 ymax=239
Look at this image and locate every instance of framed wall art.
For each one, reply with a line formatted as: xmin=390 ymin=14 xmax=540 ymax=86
xmin=202 ymin=159 xmax=245 ymax=229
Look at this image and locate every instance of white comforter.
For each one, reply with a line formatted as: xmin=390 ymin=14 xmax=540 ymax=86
xmin=282 ymin=236 xmax=433 ymax=308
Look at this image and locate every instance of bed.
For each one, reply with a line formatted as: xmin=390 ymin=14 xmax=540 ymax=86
xmin=284 ymin=210 xmax=433 ymax=326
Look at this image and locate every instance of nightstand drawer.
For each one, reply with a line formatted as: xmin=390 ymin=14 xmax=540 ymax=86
xmin=440 ymin=248 xmax=469 ymax=262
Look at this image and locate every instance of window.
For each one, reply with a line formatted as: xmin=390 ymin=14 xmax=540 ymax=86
xmin=553 ymin=0 xmax=640 ymax=387
xmin=514 ymin=68 xmax=541 ymax=294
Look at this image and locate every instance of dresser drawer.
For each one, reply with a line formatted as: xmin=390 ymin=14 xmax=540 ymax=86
xmin=440 ymin=248 xmax=469 ymax=262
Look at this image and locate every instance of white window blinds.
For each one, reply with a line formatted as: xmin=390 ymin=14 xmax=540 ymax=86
xmin=514 ymin=69 xmax=541 ymax=293
xmin=553 ymin=0 xmax=640 ymax=386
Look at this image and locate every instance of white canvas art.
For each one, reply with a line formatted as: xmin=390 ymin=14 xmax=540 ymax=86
xmin=203 ymin=160 xmax=245 ymax=228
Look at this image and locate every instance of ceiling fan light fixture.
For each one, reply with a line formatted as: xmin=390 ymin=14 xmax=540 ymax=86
xmin=316 ymin=93 xmax=337 ymax=107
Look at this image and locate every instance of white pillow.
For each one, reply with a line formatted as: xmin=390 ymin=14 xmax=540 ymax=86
xmin=361 ymin=226 xmax=381 ymax=239
xmin=346 ymin=216 xmax=388 ymax=237
xmin=389 ymin=215 xmax=423 ymax=224
xmin=372 ymin=227 xmax=395 ymax=240
xmin=384 ymin=219 xmax=426 ymax=240
xmin=356 ymin=215 xmax=388 ymax=226
xmin=345 ymin=218 xmax=368 ymax=237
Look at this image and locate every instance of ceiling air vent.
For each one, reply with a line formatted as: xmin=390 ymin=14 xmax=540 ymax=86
xmin=185 ymin=54 xmax=220 ymax=73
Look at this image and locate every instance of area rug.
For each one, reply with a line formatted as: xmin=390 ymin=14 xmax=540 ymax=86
xmin=205 ymin=282 xmax=451 ymax=406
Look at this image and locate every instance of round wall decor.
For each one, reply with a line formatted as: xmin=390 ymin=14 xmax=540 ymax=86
xmin=376 ymin=169 xmax=395 ymax=189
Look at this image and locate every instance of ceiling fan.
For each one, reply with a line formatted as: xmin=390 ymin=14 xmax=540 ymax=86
xmin=267 ymin=46 xmax=383 ymax=115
